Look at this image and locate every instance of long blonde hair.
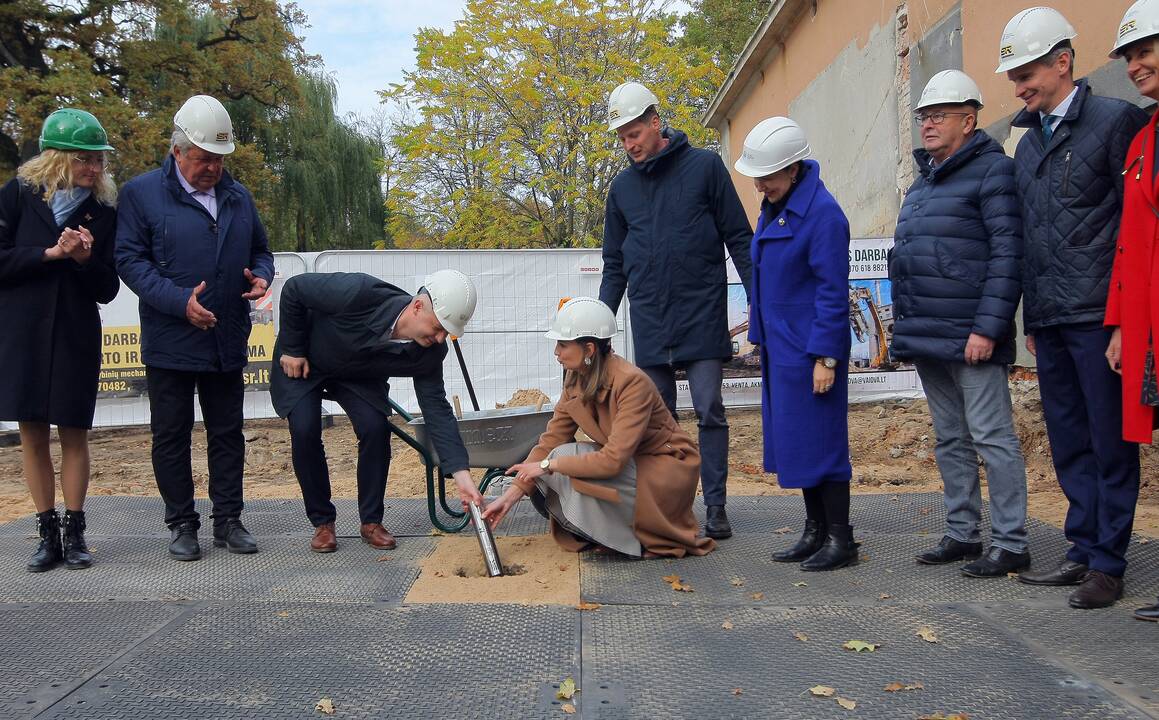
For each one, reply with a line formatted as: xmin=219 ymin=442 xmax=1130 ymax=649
xmin=17 ymin=149 xmax=117 ymax=206
xmin=564 ymin=338 xmax=613 ymax=403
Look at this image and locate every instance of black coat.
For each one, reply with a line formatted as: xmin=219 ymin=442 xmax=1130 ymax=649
xmin=0 ymin=179 xmax=120 ymax=427
xmin=600 ymin=128 xmax=753 ymax=367
xmin=1011 ymin=79 xmax=1149 ymax=332
xmin=269 ymin=272 xmax=470 ymax=474
xmin=889 ymin=130 xmax=1022 ymax=364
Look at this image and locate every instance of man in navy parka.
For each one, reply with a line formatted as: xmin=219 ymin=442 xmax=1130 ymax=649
xmin=599 ymin=82 xmax=753 ymax=540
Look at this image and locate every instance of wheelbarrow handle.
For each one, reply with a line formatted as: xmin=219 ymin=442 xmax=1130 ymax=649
xmin=451 ymin=338 xmax=480 ymax=412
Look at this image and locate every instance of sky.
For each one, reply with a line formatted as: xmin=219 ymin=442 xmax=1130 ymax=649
xmin=292 ymin=0 xmax=469 ymax=121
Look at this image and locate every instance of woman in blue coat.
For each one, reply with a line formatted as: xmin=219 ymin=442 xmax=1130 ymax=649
xmin=0 ymin=109 xmax=120 ymax=572
xmin=735 ymin=117 xmax=855 ymax=571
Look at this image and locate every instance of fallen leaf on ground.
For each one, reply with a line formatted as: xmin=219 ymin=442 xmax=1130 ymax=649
xmin=730 ymin=577 xmax=745 ymax=587
xmin=721 ymin=619 xmax=734 ymax=630
xmin=916 ymin=627 xmax=939 ymax=643
xmin=860 ymin=553 xmax=871 ymax=561
xmin=275 ymin=611 xmax=290 ymax=618
xmin=576 ymin=602 xmax=602 ymax=611
xmin=429 ymin=529 xmax=445 ymax=536
xmin=556 ymin=678 xmax=578 ymax=700
xmin=558 ymin=564 xmax=569 ymax=571
xmin=375 ymin=555 xmax=393 ymax=562
xmin=884 ymin=681 xmax=923 ymax=692
xmin=1139 ymin=538 xmax=1151 ymax=545
xmin=314 ymin=698 xmax=335 ymax=715
xmin=842 ymin=640 xmax=880 ymax=652
xmin=731 ymin=688 xmax=743 ymax=696
xmin=809 ymin=685 xmax=836 ymax=697
xmin=836 ymin=697 xmax=857 ymax=710
xmin=1006 ymin=572 xmax=1019 ymax=579
xmin=793 ymin=581 xmax=808 ymax=587
xmin=773 ymin=526 xmax=794 ymax=534
xmin=749 ymin=592 xmax=765 ymax=601
xmin=561 ymin=703 xmax=576 ymax=714
xmin=879 ymin=593 xmax=892 ymax=600
xmin=662 ymin=574 xmax=694 ymax=592
xmin=794 ymin=631 xmax=809 ymax=642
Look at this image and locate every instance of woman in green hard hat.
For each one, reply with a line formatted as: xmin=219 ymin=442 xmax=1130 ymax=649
xmin=0 ymin=108 xmax=120 ymax=572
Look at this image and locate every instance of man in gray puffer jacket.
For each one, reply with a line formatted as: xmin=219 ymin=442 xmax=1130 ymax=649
xmin=997 ymin=7 xmax=1147 ymax=610
xmin=890 ymin=70 xmax=1029 ymax=580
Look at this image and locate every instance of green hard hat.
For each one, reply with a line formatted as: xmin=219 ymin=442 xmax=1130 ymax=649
xmin=38 ymin=108 xmax=114 ymax=152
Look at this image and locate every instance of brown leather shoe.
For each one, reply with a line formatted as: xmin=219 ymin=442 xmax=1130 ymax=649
xmin=1068 ymin=570 xmax=1124 ymax=609
xmin=360 ymin=522 xmax=397 ymax=550
xmin=310 ymin=523 xmax=338 ymax=553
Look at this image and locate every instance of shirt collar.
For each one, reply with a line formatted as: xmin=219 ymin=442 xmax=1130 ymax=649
xmin=1040 ymin=84 xmax=1079 ymax=123
xmin=387 ymin=308 xmax=412 ymax=344
xmin=175 ymin=168 xmax=215 ymax=198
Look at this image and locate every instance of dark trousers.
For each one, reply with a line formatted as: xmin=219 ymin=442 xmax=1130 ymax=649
xmin=146 ymin=366 xmax=245 ymax=530
xmin=641 ymin=359 xmax=728 ymax=506
xmin=1035 ymin=323 xmax=1140 ymax=576
xmin=287 ymin=381 xmax=390 ymax=527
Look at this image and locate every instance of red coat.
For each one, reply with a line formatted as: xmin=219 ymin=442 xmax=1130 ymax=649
xmin=1106 ymin=111 xmax=1159 ymax=443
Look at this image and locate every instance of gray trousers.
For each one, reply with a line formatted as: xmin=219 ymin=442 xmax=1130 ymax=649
xmin=641 ymin=359 xmax=728 ymax=506
xmin=915 ymin=359 xmax=1028 ymax=553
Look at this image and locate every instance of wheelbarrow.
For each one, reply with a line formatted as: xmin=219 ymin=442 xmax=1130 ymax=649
xmin=382 ymin=339 xmax=555 ymax=532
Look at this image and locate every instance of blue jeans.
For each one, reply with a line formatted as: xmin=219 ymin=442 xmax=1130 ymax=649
xmin=915 ymin=359 xmax=1028 ymax=553
xmin=1034 ymin=323 xmax=1140 ymax=576
xmin=641 ymin=359 xmax=728 ymax=506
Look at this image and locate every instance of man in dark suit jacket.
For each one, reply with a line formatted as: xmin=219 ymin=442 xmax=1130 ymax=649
xmin=270 ymin=270 xmax=484 ymax=553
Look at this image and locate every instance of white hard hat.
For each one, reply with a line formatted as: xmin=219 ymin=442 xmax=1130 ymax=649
xmin=545 ymin=297 xmax=617 ymax=341
xmin=733 ymin=117 xmax=811 ymax=178
xmin=174 ymin=95 xmax=236 ymax=154
xmin=607 ymin=82 xmax=660 ymax=131
xmin=915 ymin=69 xmax=984 ymax=110
xmin=995 ymin=7 xmax=1077 ymax=73
xmin=423 ymin=269 xmax=478 ymax=337
xmin=1111 ymin=0 xmax=1159 ymax=58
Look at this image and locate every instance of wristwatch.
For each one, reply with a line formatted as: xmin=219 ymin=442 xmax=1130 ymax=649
xmin=815 ymin=356 xmax=838 ymax=369
xmin=540 ymin=458 xmax=552 ymax=471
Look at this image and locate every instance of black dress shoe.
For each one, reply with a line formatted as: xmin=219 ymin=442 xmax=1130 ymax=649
xmin=1017 ymin=559 xmax=1088 ymax=586
xmin=1134 ymin=599 xmax=1159 ymax=621
xmin=916 ymin=536 xmax=983 ymax=565
xmin=169 ymin=522 xmax=202 ymax=561
xmin=213 ymin=519 xmax=258 ymax=554
xmin=704 ymin=505 xmax=732 ymax=540
xmin=773 ymin=520 xmax=825 ymax=562
xmin=800 ymin=524 xmax=860 ymax=572
xmin=961 ymin=546 xmax=1031 ymax=578
xmin=1068 ymin=570 xmax=1124 ymax=609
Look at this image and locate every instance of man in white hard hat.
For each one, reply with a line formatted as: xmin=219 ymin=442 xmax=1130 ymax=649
xmin=116 ymin=94 xmax=274 ymax=561
xmin=600 ymin=81 xmax=753 ymax=540
xmin=998 ymin=7 xmax=1148 ymax=609
xmin=269 ymin=270 xmax=486 ymax=554
xmin=889 ymin=70 xmax=1030 ymax=579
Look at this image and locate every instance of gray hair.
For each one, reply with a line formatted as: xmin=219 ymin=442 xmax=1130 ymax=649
xmin=171 ymin=129 xmax=194 ymax=153
xmin=1038 ymin=41 xmax=1075 ymax=70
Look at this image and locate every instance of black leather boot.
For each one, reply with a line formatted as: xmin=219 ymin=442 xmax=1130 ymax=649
xmin=705 ymin=505 xmax=733 ymax=539
xmin=800 ymin=523 xmax=860 ymax=572
xmin=772 ymin=520 xmax=825 ymax=562
xmin=62 ymin=510 xmax=93 ymax=569
xmin=27 ymin=509 xmax=63 ymax=573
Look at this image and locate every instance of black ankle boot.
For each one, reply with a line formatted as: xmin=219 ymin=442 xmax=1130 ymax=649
xmin=772 ymin=520 xmax=825 ymax=562
xmin=27 ymin=509 xmax=63 ymax=573
xmin=800 ymin=523 xmax=860 ymax=572
xmin=62 ymin=510 xmax=93 ymax=569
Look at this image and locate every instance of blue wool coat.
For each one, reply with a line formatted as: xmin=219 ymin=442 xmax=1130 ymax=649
xmin=115 ymin=155 xmax=274 ymax=372
xmin=747 ymin=160 xmax=852 ymax=488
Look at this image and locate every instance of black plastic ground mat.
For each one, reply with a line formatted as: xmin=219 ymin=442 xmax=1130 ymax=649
xmin=0 ymin=602 xmax=189 ymax=719
xmin=973 ymin=601 xmax=1159 ymax=716
xmin=0 ymin=536 xmax=433 ymax=603
xmin=29 ymin=602 xmax=579 ymax=720
xmin=579 ymin=531 xmax=1100 ymax=607
xmin=579 ymin=604 xmax=1150 ymax=720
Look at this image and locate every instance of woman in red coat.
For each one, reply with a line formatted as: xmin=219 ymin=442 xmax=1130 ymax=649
xmin=0 ymin=109 xmax=120 ymax=572
xmin=1107 ymin=0 xmax=1159 ymax=621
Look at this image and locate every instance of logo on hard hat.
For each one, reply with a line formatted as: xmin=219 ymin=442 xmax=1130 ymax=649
xmin=609 ymin=109 xmax=620 ymax=120
xmin=216 ymin=132 xmax=229 ymax=141
xmin=999 ymin=45 xmax=1014 ymax=58
xmin=1120 ymin=19 xmax=1137 ymax=38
